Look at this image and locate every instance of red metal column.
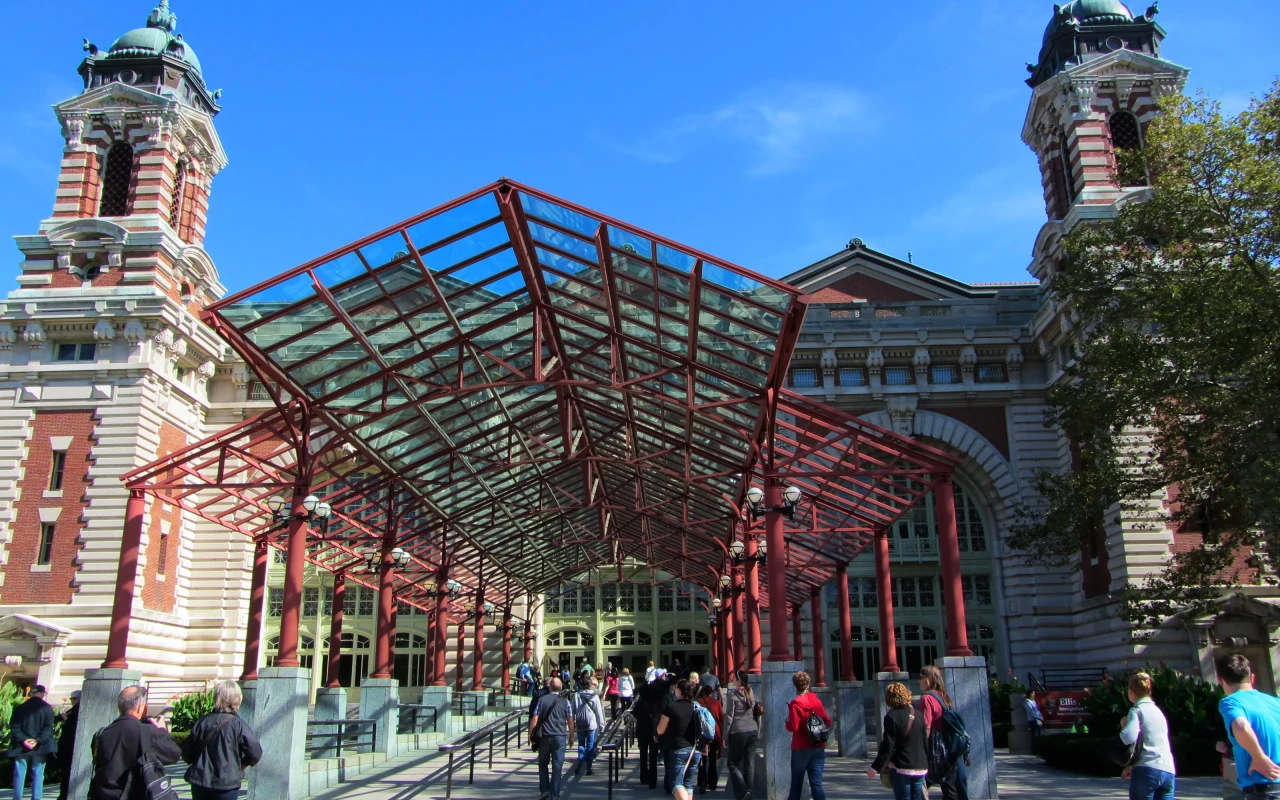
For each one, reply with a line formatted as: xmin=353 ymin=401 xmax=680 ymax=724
xmin=371 ymin=533 xmax=396 ymax=679
xmin=432 ymin=570 xmax=450 ymax=686
xmin=501 ymin=607 xmax=513 ymax=694
xmin=471 ymin=589 xmax=485 ymax=691
xmin=275 ymin=483 xmax=312 ymax=668
xmin=425 ymin=609 xmax=438 ymax=685
xmin=454 ymin=619 xmax=467 ymax=692
xmin=810 ymin=592 xmax=827 ymax=688
xmin=745 ymin=536 xmax=763 ymax=674
xmin=709 ymin=615 xmax=719 ymax=678
xmin=326 ymin=573 xmax=345 ymax=688
xmin=792 ymin=604 xmax=803 ymax=665
xmin=102 ymin=489 xmax=147 ymax=669
xmin=874 ymin=529 xmax=900 ymax=673
xmin=934 ymin=473 xmax=972 ymax=656
xmin=240 ymin=536 xmax=270 ymax=681
xmin=732 ymin=568 xmax=746 ymax=670
xmin=523 ymin=621 xmax=533 ymax=663
xmin=765 ymin=482 xmax=792 ymax=661
xmin=835 ymin=562 xmax=854 ymax=682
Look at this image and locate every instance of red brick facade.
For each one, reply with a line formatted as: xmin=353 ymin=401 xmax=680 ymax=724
xmin=141 ymin=421 xmax=189 ymax=613
xmin=0 ymin=411 xmax=97 ymax=605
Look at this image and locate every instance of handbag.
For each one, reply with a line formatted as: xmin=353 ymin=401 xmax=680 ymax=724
xmin=880 ymin=710 xmax=918 ymax=789
xmin=1109 ymin=705 xmax=1146 ymax=767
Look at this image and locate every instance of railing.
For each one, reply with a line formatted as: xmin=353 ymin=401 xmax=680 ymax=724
xmin=886 ymin=534 xmax=937 ymax=560
xmin=398 ymin=703 xmax=439 ymax=734
xmin=144 ymin=679 xmax=214 ymax=707
xmin=1039 ymin=668 xmax=1108 ymax=690
xmin=304 ymin=718 xmax=376 ymax=759
xmin=437 ymin=708 xmax=526 ymax=799
xmin=597 ymin=701 xmax=636 ymax=800
xmin=453 ymin=692 xmax=486 ymax=717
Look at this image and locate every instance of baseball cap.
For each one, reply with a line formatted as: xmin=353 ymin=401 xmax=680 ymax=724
xmin=32 ymin=685 xmax=47 ymax=695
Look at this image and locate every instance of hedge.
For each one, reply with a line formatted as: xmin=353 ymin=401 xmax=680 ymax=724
xmin=1036 ymin=734 xmax=1222 ymax=777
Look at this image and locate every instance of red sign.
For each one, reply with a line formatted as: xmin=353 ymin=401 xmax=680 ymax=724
xmin=1039 ymin=691 xmax=1091 ymax=729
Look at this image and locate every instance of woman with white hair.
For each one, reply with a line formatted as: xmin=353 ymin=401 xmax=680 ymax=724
xmin=181 ymin=681 xmax=263 ymax=799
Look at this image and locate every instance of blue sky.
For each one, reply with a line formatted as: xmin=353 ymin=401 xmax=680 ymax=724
xmin=2 ymin=0 xmax=1278 ymax=294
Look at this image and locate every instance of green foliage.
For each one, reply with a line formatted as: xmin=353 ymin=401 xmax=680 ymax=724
xmin=1036 ymin=733 xmax=1221 ymax=777
xmin=1008 ymin=80 xmax=1280 ymax=630
xmin=169 ymin=689 xmax=215 ymax=733
xmin=1084 ymin=666 xmax=1223 ymax=739
xmin=988 ymin=673 xmax=1023 ymax=723
xmin=0 ymin=681 xmax=26 ymax=745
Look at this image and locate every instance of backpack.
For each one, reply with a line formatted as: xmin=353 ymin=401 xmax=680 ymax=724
xmin=573 ymin=692 xmax=597 ymax=729
xmin=805 ymin=710 xmax=830 ymax=746
xmin=924 ymin=692 xmax=971 ymax=782
xmin=693 ymin=703 xmax=717 ymax=746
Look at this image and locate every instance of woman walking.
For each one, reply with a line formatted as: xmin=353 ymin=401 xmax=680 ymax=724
xmin=784 ymin=670 xmax=831 ymax=800
xmin=696 ymin=684 xmax=725 ymax=794
xmin=920 ymin=665 xmax=968 ymax=800
xmin=723 ymin=669 xmax=760 ymax=800
xmin=618 ymin=668 xmax=636 ymax=710
xmin=656 ymin=679 xmax=702 ymax=800
xmin=867 ymin=682 xmax=929 ymax=800
xmin=605 ymin=669 xmax=621 ymax=718
xmin=182 ymin=681 xmax=263 ymax=800
xmin=1121 ymin=672 xmax=1176 ymax=800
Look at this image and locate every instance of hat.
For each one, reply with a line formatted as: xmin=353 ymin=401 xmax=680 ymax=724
xmin=69 ymin=690 xmax=81 ymax=700
xmin=31 ymin=685 xmax=47 ymax=695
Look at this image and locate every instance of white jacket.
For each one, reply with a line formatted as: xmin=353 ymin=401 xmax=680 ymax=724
xmin=1120 ymin=697 xmax=1176 ymax=775
xmin=619 ymin=675 xmax=636 ymax=698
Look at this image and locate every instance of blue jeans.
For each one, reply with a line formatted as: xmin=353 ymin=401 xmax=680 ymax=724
xmin=890 ymin=770 xmax=926 ymax=800
xmin=12 ymin=756 xmax=45 ymax=800
xmin=671 ymin=747 xmax=701 ymax=793
xmin=538 ymin=735 xmax=567 ymax=800
xmin=575 ymin=727 xmax=597 ymax=771
xmin=1129 ymin=766 xmax=1175 ymax=800
xmin=787 ymin=748 xmax=826 ymax=800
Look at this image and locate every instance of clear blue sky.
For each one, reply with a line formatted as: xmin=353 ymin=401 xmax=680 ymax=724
xmin=2 ymin=1 xmax=1278 ymax=294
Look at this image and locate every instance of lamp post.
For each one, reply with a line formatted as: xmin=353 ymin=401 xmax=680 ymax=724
xmin=268 ymin=492 xmax=333 ymax=668
xmin=745 ymin=483 xmax=802 ymax=662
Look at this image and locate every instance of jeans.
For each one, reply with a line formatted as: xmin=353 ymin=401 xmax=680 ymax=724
xmin=1243 ymin=786 xmax=1280 ymax=799
xmin=727 ymin=731 xmax=758 ymax=800
xmin=191 ymin=789 xmax=240 ymax=800
xmin=890 ymin=770 xmax=926 ymax=800
xmin=698 ymin=740 xmax=721 ymax=791
xmin=787 ymin=748 xmax=826 ymax=800
xmin=940 ymin=757 xmax=969 ymax=800
xmin=663 ymin=748 xmax=675 ymax=794
xmin=538 ymin=735 xmax=567 ymax=800
xmin=1129 ymin=766 xmax=1176 ymax=800
xmin=671 ymin=747 xmax=701 ymax=794
xmin=637 ymin=729 xmax=658 ymax=788
xmin=575 ymin=727 xmax=597 ymax=772
xmin=12 ymin=756 xmax=45 ymax=800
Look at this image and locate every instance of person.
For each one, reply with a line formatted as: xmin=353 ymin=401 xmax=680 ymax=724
xmin=518 ymin=658 xmax=535 ymax=697
xmin=920 ymin=665 xmax=968 ymax=800
xmin=646 ymin=661 xmax=659 ymax=684
xmin=605 ymin=669 xmax=621 ymax=718
xmin=1119 ymin=672 xmax=1175 ymax=800
xmin=1216 ymin=654 xmax=1280 ymax=799
xmin=182 ymin=681 xmax=263 ymax=800
xmin=696 ymin=684 xmax=724 ymax=794
xmin=672 ymin=659 xmax=684 ymax=680
xmin=89 ymin=685 xmax=181 ymax=800
xmin=54 ymin=690 xmax=79 ymax=800
xmin=618 ymin=668 xmax=636 ymax=710
xmin=699 ymin=669 xmax=721 ymax=693
xmin=724 ymin=669 xmax=759 ymax=800
xmin=634 ymin=675 xmax=667 ymax=789
xmin=657 ymin=679 xmax=702 ymax=800
xmin=784 ymin=670 xmax=830 ymax=800
xmin=570 ymin=677 xmax=605 ymax=776
xmin=9 ymin=684 xmax=56 ymax=800
xmin=579 ymin=661 xmax=593 ymax=681
xmin=1024 ymin=690 xmax=1044 ymax=742
xmin=530 ymin=677 xmax=570 ymax=800
xmin=867 ymin=682 xmax=929 ymax=800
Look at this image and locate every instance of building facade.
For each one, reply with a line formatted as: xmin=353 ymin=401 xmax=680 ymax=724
xmin=1 ymin=0 xmax=1276 ymax=700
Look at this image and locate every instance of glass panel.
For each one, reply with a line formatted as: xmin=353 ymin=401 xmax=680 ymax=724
xmin=520 ymin=193 xmax=599 ymax=238
xmin=405 ymin=193 xmax=501 ymax=251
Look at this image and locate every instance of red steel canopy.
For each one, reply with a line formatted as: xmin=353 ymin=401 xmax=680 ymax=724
xmin=123 ymin=180 xmax=958 ymax=615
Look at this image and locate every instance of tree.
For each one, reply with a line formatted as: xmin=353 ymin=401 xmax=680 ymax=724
xmin=1008 ymin=82 xmax=1280 ymax=633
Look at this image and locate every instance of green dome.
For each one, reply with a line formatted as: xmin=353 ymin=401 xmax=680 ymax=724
xmin=1044 ymin=0 xmax=1135 ymax=43
xmin=102 ymin=1 xmax=201 ymax=76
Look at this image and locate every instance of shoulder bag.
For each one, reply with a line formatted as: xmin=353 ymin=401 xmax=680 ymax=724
xmin=1109 ymin=705 xmax=1146 ymax=767
xmin=134 ymin=724 xmax=180 ymax=800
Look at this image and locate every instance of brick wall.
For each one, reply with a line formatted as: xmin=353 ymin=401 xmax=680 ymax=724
xmin=0 ymin=411 xmax=96 ymax=605
xmin=141 ymin=421 xmax=188 ymax=613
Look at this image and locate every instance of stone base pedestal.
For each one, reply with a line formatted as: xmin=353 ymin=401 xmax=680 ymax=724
xmin=462 ymin=689 xmax=488 ymax=716
xmin=834 ymin=680 xmax=867 ymax=757
xmin=760 ymin=660 xmax=802 ymax=800
xmin=358 ymin=678 xmax=400 ymax=758
xmin=313 ymin=687 xmax=348 ymax=759
xmin=1008 ymin=692 xmax=1032 ymax=754
xmin=940 ymin=656 xmax=997 ymax=799
xmin=421 ymin=685 xmax=454 ymax=738
xmin=874 ymin=671 xmax=909 ymax=740
xmin=239 ymin=679 xmax=259 ymax=731
xmin=247 ymin=666 xmax=311 ymax=800
xmin=69 ymin=668 xmax=142 ymax=800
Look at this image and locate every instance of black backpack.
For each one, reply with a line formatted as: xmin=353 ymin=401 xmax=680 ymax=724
xmin=805 ymin=710 xmax=830 ymax=746
xmin=924 ymin=692 xmax=971 ymax=782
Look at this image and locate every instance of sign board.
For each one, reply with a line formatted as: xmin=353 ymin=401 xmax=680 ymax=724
xmin=1038 ymin=691 xmax=1091 ymax=729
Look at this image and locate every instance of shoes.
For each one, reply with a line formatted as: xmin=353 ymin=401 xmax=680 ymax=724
xmin=743 ymin=793 xmax=753 ymax=800
xmin=586 ymin=766 xmax=594 ymax=775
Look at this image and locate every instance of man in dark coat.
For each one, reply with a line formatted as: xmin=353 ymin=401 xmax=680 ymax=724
xmin=8 ymin=684 xmax=56 ymax=799
xmin=55 ymin=690 xmax=80 ymax=800
xmin=88 ymin=686 xmax=181 ymax=800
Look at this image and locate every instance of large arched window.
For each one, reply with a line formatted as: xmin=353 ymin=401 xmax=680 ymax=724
xmin=1058 ymin=142 xmax=1078 ymax=206
xmin=1108 ymin=111 xmax=1148 ymax=186
xmin=829 ymin=625 xmax=881 ymax=681
xmin=99 ymin=141 xmax=135 ymax=217
xmin=169 ymin=159 xmax=186 ymax=230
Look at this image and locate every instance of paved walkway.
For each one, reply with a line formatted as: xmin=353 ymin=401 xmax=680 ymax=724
xmin=306 ymin=742 xmax=1226 ymax=800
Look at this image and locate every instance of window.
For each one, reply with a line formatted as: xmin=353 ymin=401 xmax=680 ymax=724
xmin=954 ymin=484 xmax=988 ymax=552
xmin=99 ymin=141 xmax=135 ymax=217
xmin=676 ymin=629 xmax=692 ymax=645
xmin=894 ymin=577 xmax=916 ymax=608
xmin=829 ymin=625 xmax=881 ymax=681
xmin=249 ymin=382 xmax=273 ymax=401
xmin=273 ymin=548 xmax=287 ymax=564
xmin=637 ymin=585 xmax=652 ymax=612
xmin=859 ymin=577 xmax=878 ymax=608
xmin=1108 ymin=111 xmax=1148 ymax=186
xmin=546 ymin=631 xmax=561 ymax=647
xmin=838 ymin=367 xmax=867 ymax=387
xmin=618 ymin=583 xmax=635 ymax=613
xmin=48 ymin=451 xmax=67 ymax=491
xmin=304 ymin=587 xmax=319 ymax=617
xmin=884 ymin=366 xmax=912 ymax=386
xmin=975 ymin=364 xmax=1005 ymax=384
xmin=1059 ymin=143 xmax=1078 ymax=205
xmin=157 ymin=533 xmax=168 ymax=576
xmin=694 ymin=630 xmax=709 ymax=645
xmin=358 ymin=587 xmax=374 ymax=617
xmin=918 ymin=575 xmax=935 ymax=607
xmin=580 ymin=587 xmax=596 ymax=613
xmin=896 ymin=624 xmax=939 ymax=675
xmin=268 ymin=587 xmax=284 ymax=617
xmin=966 ymin=622 xmax=998 ymax=667
xmin=676 ymin=585 xmax=691 ymax=612
xmin=37 ymin=523 xmax=55 ymax=565
xmin=930 ymin=365 xmax=959 ymax=385
xmin=323 ymin=587 xmax=334 ymax=616
xmin=344 ymin=586 xmax=358 ymax=616
xmin=791 ymin=368 xmax=819 ymax=389
xmin=55 ymin=343 xmax=96 ymax=362
xmin=658 ymin=587 xmax=673 ymax=612
xmin=562 ymin=588 xmax=578 ymax=615
xmin=962 ymin=575 xmax=993 ymax=606
xmin=170 ymin=159 xmax=186 ymax=229
xmin=601 ymin=583 xmax=617 ymax=613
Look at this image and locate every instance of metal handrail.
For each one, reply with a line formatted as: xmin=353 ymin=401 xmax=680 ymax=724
xmin=398 ymin=703 xmax=439 ymax=734
xmin=304 ymin=718 xmax=377 ymax=759
xmin=597 ymin=701 xmax=637 ymax=800
xmin=437 ymin=707 xmax=526 ymax=799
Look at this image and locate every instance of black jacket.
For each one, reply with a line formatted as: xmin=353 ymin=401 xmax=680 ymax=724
xmin=7 ymin=697 xmax=56 ymax=758
xmin=56 ymin=704 xmax=79 ymax=766
xmin=871 ymin=706 xmax=929 ymax=773
xmin=88 ymin=716 xmax=182 ymax=800
xmin=182 ymin=711 xmax=263 ymax=790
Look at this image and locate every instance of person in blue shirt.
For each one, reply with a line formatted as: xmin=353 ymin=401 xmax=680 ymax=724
xmin=1217 ymin=654 xmax=1280 ymax=798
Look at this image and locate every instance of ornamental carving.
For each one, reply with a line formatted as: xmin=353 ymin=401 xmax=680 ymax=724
xmin=0 ymin=324 xmax=15 ymax=345
xmin=124 ymin=320 xmax=147 ymax=343
xmin=93 ymin=320 xmax=116 ymax=341
xmin=22 ymin=323 xmax=45 ymax=344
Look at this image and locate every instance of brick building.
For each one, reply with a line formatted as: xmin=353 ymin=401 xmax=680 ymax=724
xmin=1 ymin=0 xmax=1276 ymax=701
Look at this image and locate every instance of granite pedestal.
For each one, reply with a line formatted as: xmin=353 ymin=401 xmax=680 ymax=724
xmin=940 ymin=656 xmax=997 ymax=799
xmin=462 ymin=689 xmax=488 ymax=717
xmin=873 ymin=671 xmax=909 ymax=740
xmin=834 ymin=680 xmax=867 ymax=757
xmin=760 ymin=660 xmax=802 ymax=800
xmin=238 ymin=679 xmax=259 ymax=731
xmin=358 ymin=678 xmax=400 ymax=758
xmin=313 ymin=687 xmax=348 ymax=759
xmin=1008 ymin=691 xmax=1032 ymax=754
xmin=421 ymin=685 xmax=454 ymax=737
xmin=68 ymin=668 xmax=142 ymax=800
xmin=247 ymin=666 xmax=311 ymax=800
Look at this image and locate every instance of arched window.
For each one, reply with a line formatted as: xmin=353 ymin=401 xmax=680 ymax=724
xmin=1108 ymin=111 xmax=1148 ymax=186
xmin=965 ymin=623 xmax=998 ymax=668
xmin=1058 ymin=142 xmax=1078 ymax=206
xmin=169 ymin=159 xmax=186 ymax=229
xmin=894 ymin=624 xmax=939 ymax=675
xmin=99 ymin=141 xmax=135 ymax=217
xmin=828 ymin=625 xmax=881 ymax=680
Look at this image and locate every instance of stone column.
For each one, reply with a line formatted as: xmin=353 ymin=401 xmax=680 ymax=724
xmin=940 ymin=656 xmax=997 ymax=798
xmin=1009 ymin=691 xmax=1032 ymax=754
xmin=421 ymin=684 xmax=454 ymax=736
xmin=760 ymin=660 xmax=802 ymax=800
xmin=834 ymin=680 xmax=867 ymax=757
xmin=746 ymin=536 xmax=763 ymax=673
xmin=874 ymin=670 xmax=910 ymax=740
xmin=313 ymin=686 xmax=348 ymax=759
xmin=275 ymin=484 xmax=313 ymax=668
xmin=358 ymin=677 xmax=401 ymax=758
xmin=810 ymin=592 xmax=826 ymax=687
xmin=69 ymin=668 xmax=141 ymax=800
xmin=326 ymin=574 xmax=345 ymax=688
xmin=874 ymin=530 xmax=900 ymax=673
xmin=239 ymin=680 xmax=259 ymax=731
xmin=247 ymin=666 xmax=311 ymax=800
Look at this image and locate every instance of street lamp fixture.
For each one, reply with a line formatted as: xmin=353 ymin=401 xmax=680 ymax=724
xmin=744 ymin=484 xmax=802 ymax=521
xmin=266 ymin=493 xmax=332 ymax=532
xmin=718 ymin=574 xmax=732 ymax=591
xmin=729 ymin=537 xmax=767 ymax=567
xmin=711 ymin=596 xmax=724 ymax=610
xmin=483 ymin=601 xmax=497 ymax=615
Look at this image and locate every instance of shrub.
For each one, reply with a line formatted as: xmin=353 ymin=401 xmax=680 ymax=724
xmin=170 ymin=689 xmax=215 ymax=733
xmin=988 ymin=672 xmax=1022 ymax=725
xmin=1083 ymin=665 xmax=1223 ymax=739
xmin=1036 ymin=733 xmax=1222 ymax=777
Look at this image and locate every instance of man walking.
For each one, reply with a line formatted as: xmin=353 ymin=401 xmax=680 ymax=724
xmin=1217 ymin=654 xmax=1280 ymax=799
xmin=8 ymin=685 xmax=56 ymax=800
xmin=530 ymin=677 xmax=570 ymax=800
xmin=54 ymin=691 xmax=79 ymax=800
xmin=88 ymin=686 xmax=181 ymax=800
